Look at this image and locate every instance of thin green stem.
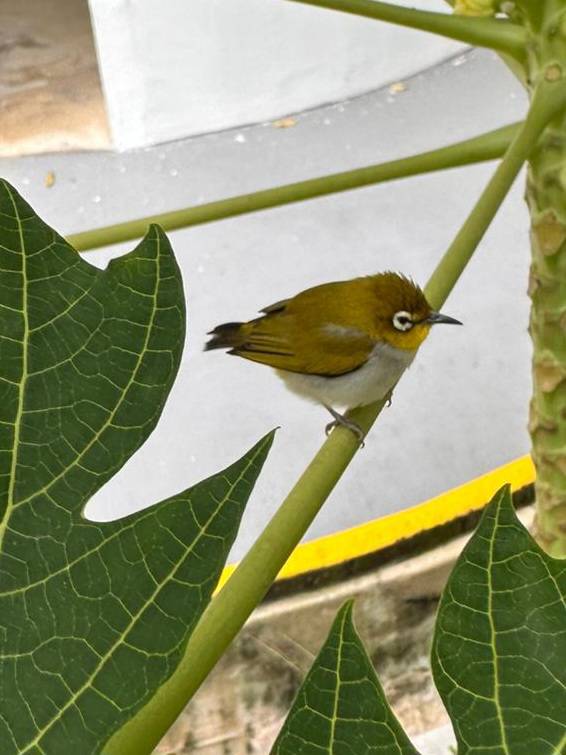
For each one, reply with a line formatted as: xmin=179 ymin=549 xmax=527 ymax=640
xmin=72 ymin=123 xmax=518 ymax=253
xmin=425 ymin=81 xmax=566 ymax=309
xmin=103 ymin=83 xmax=565 ymax=755
xmin=287 ymin=0 xmax=527 ymax=60
xmin=102 ymin=412 xmax=379 ymax=755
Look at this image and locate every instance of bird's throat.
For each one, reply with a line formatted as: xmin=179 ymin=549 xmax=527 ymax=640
xmin=382 ymin=324 xmax=431 ymax=351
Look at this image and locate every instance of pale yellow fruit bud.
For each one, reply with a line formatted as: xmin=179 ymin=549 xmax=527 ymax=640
xmin=454 ymin=0 xmax=496 ymax=16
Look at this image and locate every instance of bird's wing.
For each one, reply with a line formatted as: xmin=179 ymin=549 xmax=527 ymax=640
xmin=260 ymin=298 xmax=290 ymax=314
xmin=232 ymin=316 xmax=374 ymax=376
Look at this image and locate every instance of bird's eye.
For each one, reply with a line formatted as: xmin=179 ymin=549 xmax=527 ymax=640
xmin=392 ymin=311 xmax=413 ymax=332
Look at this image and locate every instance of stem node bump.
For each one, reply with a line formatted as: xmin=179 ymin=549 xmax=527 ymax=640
xmin=544 ymin=63 xmax=563 ymax=81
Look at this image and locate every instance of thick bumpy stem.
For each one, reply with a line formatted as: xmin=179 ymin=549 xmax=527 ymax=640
xmin=518 ymin=2 xmax=566 ymax=555
xmin=527 ymin=112 xmax=566 ymax=555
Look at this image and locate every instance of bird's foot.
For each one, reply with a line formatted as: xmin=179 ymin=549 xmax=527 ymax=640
xmin=324 ymin=406 xmax=365 ymax=447
xmin=385 ymin=389 xmax=393 ymax=407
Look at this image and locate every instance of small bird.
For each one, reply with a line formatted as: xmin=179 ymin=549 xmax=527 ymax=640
xmin=205 ymin=272 xmax=461 ymax=441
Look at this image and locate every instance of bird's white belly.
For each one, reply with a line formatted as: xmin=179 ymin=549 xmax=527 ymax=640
xmin=276 ymin=342 xmax=416 ymax=409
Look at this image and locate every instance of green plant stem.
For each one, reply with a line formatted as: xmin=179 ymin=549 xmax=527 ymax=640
xmin=426 ymin=81 xmax=566 ymax=309
xmin=102 ymin=408 xmax=385 ymax=755
xmin=103 ymin=86 xmax=562 ymax=755
xmin=287 ymin=0 xmax=527 ymax=59
xmin=523 ymin=8 xmax=566 ymax=555
xmin=71 ymin=124 xmax=518 ymax=253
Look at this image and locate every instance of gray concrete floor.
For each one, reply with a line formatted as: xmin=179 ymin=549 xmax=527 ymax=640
xmin=0 ymin=49 xmax=529 ymax=562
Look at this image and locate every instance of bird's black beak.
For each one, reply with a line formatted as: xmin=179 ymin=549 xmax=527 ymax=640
xmin=427 ymin=311 xmax=462 ymax=325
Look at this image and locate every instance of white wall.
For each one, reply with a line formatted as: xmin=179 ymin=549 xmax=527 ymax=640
xmin=88 ymin=0 xmax=463 ymax=150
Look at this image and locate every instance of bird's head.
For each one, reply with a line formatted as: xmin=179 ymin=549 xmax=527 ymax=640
xmin=373 ymin=272 xmax=461 ymax=350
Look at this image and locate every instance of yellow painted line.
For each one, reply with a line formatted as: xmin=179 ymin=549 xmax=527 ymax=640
xmin=215 ymin=455 xmax=535 ymax=592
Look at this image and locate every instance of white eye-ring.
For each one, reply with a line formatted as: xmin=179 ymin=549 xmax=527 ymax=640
xmin=392 ymin=310 xmax=413 ymax=332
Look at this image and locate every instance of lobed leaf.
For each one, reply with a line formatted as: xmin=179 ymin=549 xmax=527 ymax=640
xmin=271 ymin=601 xmax=419 ymax=755
xmin=432 ymin=485 xmax=566 ymax=755
xmin=0 ymin=181 xmax=273 ymax=753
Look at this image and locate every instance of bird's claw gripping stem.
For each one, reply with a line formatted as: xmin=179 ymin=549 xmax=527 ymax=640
xmin=324 ymin=406 xmax=365 ymax=447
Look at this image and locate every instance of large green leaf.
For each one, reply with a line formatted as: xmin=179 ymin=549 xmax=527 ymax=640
xmin=432 ymin=485 xmax=566 ymax=755
xmin=272 ymin=486 xmax=566 ymax=754
xmin=0 ymin=181 xmax=273 ymax=753
xmin=271 ymin=601 xmax=420 ymax=755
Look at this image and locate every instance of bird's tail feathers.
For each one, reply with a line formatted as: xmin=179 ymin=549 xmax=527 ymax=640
xmin=205 ymin=322 xmax=248 ymax=351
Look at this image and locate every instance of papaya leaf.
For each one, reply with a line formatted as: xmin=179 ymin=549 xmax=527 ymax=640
xmin=272 ymin=487 xmax=566 ymax=755
xmin=432 ymin=485 xmax=566 ymax=755
xmin=271 ymin=601 xmax=420 ymax=755
xmin=0 ymin=181 xmax=273 ymax=754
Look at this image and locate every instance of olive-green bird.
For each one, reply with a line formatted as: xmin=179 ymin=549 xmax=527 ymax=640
xmin=205 ymin=272 xmax=461 ymax=440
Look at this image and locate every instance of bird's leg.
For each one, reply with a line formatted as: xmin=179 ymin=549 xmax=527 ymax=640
xmin=324 ymin=406 xmax=365 ymax=446
xmin=384 ymin=388 xmax=393 ymax=407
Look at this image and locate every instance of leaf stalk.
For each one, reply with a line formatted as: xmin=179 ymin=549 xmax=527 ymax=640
xmin=426 ymin=78 xmax=566 ymax=309
xmin=286 ymin=0 xmax=527 ymax=60
xmin=71 ymin=123 xmax=518 ymax=253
